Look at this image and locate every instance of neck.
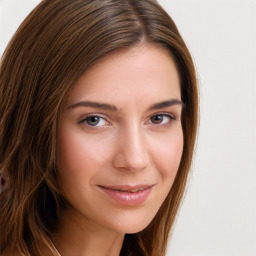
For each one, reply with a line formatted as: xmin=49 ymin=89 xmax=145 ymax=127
xmin=52 ymin=207 xmax=124 ymax=256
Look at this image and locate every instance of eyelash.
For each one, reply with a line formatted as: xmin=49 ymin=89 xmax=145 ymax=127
xmin=147 ymin=113 xmax=176 ymax=127
xmin=79 ymin=113 xmax=176 ymax=129
xmin=79 ymin=114 xmax=110 ymax=128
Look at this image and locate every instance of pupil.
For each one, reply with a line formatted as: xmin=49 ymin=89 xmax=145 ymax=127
xmin=87 ymin=116 xmax=100 ymax=126
xmin=152 ymin=115 xmax=163 ymax=124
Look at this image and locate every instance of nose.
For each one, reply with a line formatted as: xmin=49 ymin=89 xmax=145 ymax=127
xmin=112 ymin=125 xmax=150 ymax=172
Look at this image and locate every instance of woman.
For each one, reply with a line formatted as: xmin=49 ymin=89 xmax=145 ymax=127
xmin=0 ymin=0 xmax=198 ymax=255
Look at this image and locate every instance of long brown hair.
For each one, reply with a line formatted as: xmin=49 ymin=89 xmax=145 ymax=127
xmin=0 ymin=0 xmax=198 ymax=255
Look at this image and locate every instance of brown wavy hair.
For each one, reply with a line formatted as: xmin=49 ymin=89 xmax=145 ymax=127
xmin=0 ymin=0 xmax=198 ymax=255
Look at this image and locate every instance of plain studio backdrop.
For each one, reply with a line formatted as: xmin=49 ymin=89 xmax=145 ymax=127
xmin=0 ymin=0 xmax=255 ymax=255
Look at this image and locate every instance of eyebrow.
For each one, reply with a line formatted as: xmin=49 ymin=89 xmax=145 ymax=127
xmin=148 ymin=99 xmax=184 ymax=111
xmin=67 ymin=101 xmax=118 ymax=111
xmin=67 ymin=99 xmax=184 ymax=111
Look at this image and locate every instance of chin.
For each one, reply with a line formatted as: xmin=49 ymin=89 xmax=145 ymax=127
xmin=106 ymin=210 xmax=156 ymax=234
xmin=124 ymin=224 xmax=150 ymax=234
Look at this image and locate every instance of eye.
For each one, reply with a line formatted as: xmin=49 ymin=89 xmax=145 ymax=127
xmin=149 ymin=114 xmax=175 ymax=125
xmin=80 ymin=115 xmax=109 ymax=127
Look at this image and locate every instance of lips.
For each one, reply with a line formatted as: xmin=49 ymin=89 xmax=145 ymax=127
xmin=98 ymin=184 xmax=154 ymax=206
xmin=100 ymin=185 xmax=151 ymax=193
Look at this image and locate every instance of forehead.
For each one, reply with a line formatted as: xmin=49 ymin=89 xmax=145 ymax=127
xmin=66 ymin=44 xmax=181 ymax=107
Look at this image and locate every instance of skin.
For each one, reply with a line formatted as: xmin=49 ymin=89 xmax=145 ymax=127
xmin=55 ymin=44 xmax=184 ymax=256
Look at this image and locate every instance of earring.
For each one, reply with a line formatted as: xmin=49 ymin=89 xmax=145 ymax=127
xmin=0 ymin=174 xmax=7 ymax=193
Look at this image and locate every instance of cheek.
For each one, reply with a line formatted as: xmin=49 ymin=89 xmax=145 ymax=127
xmin=150 ymin=127 xmax=183 ymax=183
xmin=57 ymin=128 xmax=95 ymax=187
xmin=57 ymin=124 xmax=115 ymax=187
xmin=58 ymin=130 xmax=89 ymax=177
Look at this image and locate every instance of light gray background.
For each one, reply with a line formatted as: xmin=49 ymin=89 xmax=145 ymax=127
xmin=0 ymin=0 xmax=255 ymax=255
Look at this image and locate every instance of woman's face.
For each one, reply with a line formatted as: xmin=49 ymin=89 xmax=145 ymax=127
xmin=57 ymin=44 xmax=183 ymax=234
